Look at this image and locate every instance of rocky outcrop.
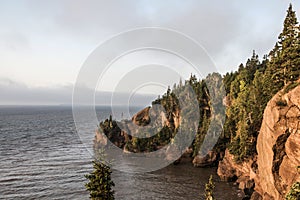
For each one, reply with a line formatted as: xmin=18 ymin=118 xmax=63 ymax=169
xmin=217 ymin=149 xmax=257 ymax=198
xmin=131 ymin=106 xmax=151 ymax=126
xmin=217 ymin=83 xmax=300 ymax=200
xmin=131 ymin=105 xmax=179 ymax=129
xmin=255 ymin=84 xmax=300 ymax=199
xmin=95 ymin=106 xmax=182 ymax=152
xmin=193 ymin=150 xmax=219 ymax=167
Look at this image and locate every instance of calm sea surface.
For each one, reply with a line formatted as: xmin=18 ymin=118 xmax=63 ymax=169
xmin=0 ymin=106 xmax=241 ymax=199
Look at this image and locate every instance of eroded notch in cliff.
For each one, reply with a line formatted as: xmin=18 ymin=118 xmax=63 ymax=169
xmin=272 ymin=129 xmax=291 ymax=195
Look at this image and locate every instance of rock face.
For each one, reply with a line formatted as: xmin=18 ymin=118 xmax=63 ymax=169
xmin=193 ymin=150 xmax=218 ymax=167
xmin=131 ymin=106 xmax=151 ymax=126
xmin=255 ymin=84 xmax=300 ymax=199
xmin=95 ymin=106 xmax=182 ymax=151
xmin=217 ymin=149 xmax=257 ymax=197
xmin=131 ymin=105 xmax=178 ymax=129
xmin=217 ymin=84 xmax=300 ymax=200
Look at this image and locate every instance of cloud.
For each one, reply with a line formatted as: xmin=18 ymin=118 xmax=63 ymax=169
xmin=0 ymin=31 xmax=30 ymax=51
xmin=37 ymin=0 xmax=243 ymax=76
xmin=24 ymin=0 xmax=293 ymax=71
xmin=0 ymin=78 xmax=72 ymax=105
xmin=0 ymin=0 xmax=300 ymax=104
xmin=0 ymin=78 xmax=156 ymax=106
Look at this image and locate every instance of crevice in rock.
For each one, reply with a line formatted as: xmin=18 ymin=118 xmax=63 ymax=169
xmin=272 ymin=129 xmax=291 ymax=196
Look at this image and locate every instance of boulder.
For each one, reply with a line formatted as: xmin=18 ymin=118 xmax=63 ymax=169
xmin=193 ymin=150 xmax=218 ymax=167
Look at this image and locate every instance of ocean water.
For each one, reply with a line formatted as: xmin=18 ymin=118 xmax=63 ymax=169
xmin=0 ymin=106 xmax=241 ymax=200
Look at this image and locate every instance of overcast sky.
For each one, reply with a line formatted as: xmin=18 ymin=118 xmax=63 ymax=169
xmin=0 ymin=0 xmax=300 ymax=105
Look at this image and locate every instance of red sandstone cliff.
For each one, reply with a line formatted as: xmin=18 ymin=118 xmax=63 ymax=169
xmin=218 ymin=83 xmax=300 ymax=199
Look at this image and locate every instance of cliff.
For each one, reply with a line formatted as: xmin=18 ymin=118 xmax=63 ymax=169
xmin=218 ymin=83 xmax=300 ymax=199
xmin=255 ymin=83 xmax=300 ymax=199
xmin=95 ymin=105 xmax=181 ymax=152
xmin=217 ymin=149 xmax=257 ymax=197
xmin=95 ymin=82 xmax=300 ymax=199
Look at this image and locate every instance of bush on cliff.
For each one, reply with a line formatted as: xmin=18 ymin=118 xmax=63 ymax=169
xmin=286 ymin=182 xmax=300 ymax=200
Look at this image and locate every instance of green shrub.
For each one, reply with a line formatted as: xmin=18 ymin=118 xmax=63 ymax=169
xmin=286 ymin=182 xmax=300 ymax=200
xmin=284 ymin=82 xmax=299 ymax=94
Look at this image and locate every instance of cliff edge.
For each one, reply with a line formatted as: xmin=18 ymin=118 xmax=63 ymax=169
xmin=255 ymin=83 xmax=300 ymax=199
xmin=218 ymin=83 xmax=300 ymax=199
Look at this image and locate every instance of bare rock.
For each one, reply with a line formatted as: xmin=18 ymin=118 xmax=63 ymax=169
xmin=250 ymin=191 xmax=263 ymax=200
xmin=132 ymin=106 xmax=151 ymax=126
xmin=193 ymin=150 xmax=218 ymax=167
xmin=217 ymin=149 xmax=257 ymax=190
xmin=255 ymin=83 xmax=300 ymax=199
xmin=95 ymin=129 xmax=107 ymax=145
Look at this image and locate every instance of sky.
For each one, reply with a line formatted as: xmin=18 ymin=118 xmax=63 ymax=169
xmin=0 ymin=0 xmax=300 ymax=105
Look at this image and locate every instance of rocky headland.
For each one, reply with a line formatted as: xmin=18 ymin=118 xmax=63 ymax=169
xmin=218 ymin=83 xmax=300 ymax=199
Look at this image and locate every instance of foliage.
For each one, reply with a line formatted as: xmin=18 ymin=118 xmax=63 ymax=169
xmin=286 ymin=182 xmax=300 ymax=200
xmin=284 ymin=82 xmax=300 ymax=93
xmin=99 ymin=73 xmax=215 ymax=156
xmin=204 ymin=175 xmax=215 ymax=200
xmin=225 ymin=4 xmax=300 ymax=162
xmin=85 ymin=149 xmax=115 ymax=200
xmin=226 ymin=51 xmax=263 ymax=161
xmin=265 ymin=3 xmax=300 ymax=96
xmin=97 ymin=3 xmax=300 ymax=165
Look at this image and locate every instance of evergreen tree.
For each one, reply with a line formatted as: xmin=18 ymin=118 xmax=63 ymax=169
xmin=224 ymin=4 xmax=300 ymax=163
xmin=267 ymin=4 xmax=299 ymax=90
xmin=279 ymin=4 xmax=299 ymax=84
xmin=245 ymin=50 xmax=260 ymax=81
xmin=292 ymin=23 xmax=300 ymax=81
xmin=204 ymin=175 xmax=215 ymax=200
xmin=85 ymin=149 xmax=115 ymax=200
xmin=193 ymin=112 xmax=210 ymax=157
xmin=223 ymin=71 xmax=238 ymax=94
xmin=225 ymin=51 xmax=262 ymax=161
xmin=250 ymin=71 xmax=267 ymax=132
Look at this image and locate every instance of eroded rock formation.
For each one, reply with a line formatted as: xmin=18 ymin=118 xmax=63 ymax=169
xmin=255 ymin=84 xmax=300 ymax=199
xmin=218 ymin=84 xmax=300 ymax=200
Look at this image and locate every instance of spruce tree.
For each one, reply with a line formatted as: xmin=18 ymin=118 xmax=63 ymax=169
xmin=204 ymin=175 xmax=215 ymax=200
xmin=85 ymin=149 xmax=115 ymax=200
xmin=245 ymin=50 xmax=260 ymax=82
xmin=225 ymin=51 xmax=262 ymax=161
xmin=291 ymin=23 xmax=300 ymax=81
xmin=279 ymin=4 xmax=299 ymax=84
xmin=267 ymin=4 xmax=299 ymax=90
